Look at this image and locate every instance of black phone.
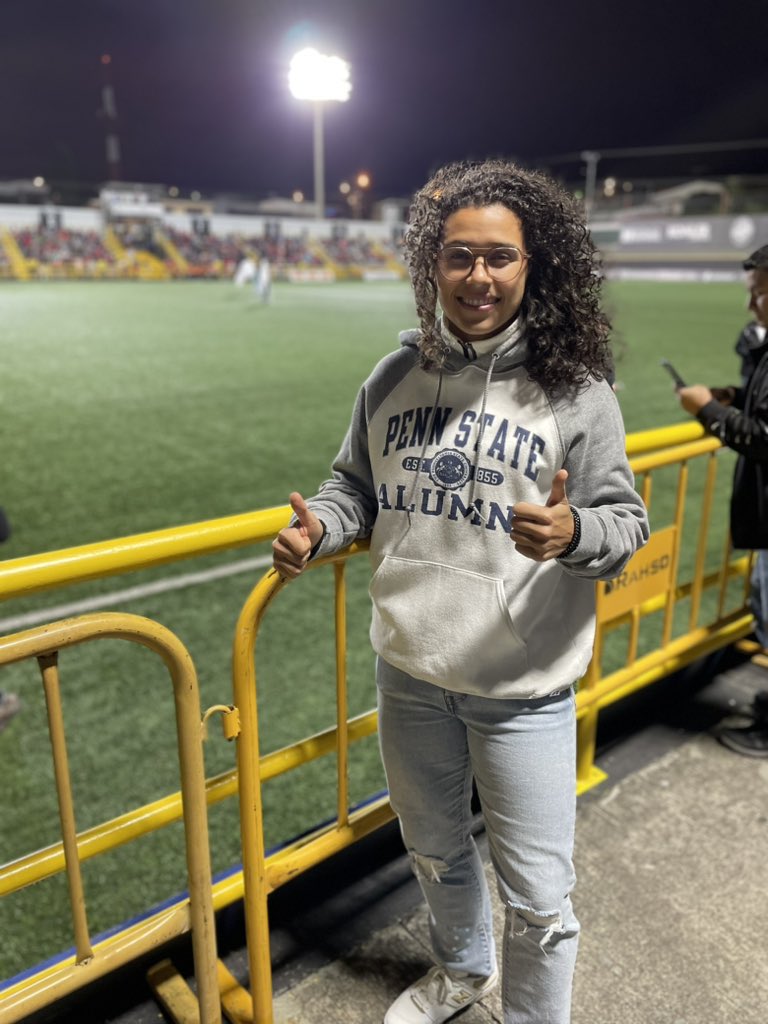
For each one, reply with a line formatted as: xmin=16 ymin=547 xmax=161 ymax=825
xmin=660 ymin=359 xmax=686 ymax=388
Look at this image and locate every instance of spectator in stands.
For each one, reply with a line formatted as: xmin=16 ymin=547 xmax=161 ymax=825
xmin=13 ymin=226 xmax=113 ymax=278
xmin=0 ymin=508 xmax=21 ymax=734
xmin=676 ymin=244 xmax=768 ymax=759
xmin=272 ymin=159 xmax=648 ymax=1024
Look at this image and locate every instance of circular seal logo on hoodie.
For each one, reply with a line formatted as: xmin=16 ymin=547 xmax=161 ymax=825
xmin=429 ymin=448 xmax=471 ymax=490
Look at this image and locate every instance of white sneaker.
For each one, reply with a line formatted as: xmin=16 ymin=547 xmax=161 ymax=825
xmin=384 ymin=964 xmax=499 ymax=1024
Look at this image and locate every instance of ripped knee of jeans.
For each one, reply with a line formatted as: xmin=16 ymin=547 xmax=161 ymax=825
xmin=509 ymin=905 xmax=564 ymax=951
xmin=408 ymin=850 xmax=450 ymax=884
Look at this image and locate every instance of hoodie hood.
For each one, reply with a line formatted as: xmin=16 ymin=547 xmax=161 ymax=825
xmin=399 ymin=316 xmax=529 ymax=374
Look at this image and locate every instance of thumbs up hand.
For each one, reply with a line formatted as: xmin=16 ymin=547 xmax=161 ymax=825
xmin=510 ymin=470 xmax=576 ymax=562
xmin=272 ymin=492 xmax=325 ymax=580
xmin=546 ymin=469 xmax=569 ymax=508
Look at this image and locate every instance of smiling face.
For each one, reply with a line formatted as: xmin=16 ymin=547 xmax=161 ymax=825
xmin=437 ymin=204 xmax=528 ymax=344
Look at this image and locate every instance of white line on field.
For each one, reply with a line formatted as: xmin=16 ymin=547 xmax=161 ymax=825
xmin=0 ymin=554 xmax=275 ymax=634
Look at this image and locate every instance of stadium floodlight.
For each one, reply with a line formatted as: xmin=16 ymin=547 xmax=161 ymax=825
xmin=289 ymin=48 xmax=352 ymax=219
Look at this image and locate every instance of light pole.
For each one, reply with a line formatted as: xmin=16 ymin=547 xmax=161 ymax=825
xmin=288 ymin=48 xmax=351 ymax=219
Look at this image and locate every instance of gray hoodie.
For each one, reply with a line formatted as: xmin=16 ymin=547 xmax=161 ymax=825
xmin=306 ymin=322 xmax=649 ymax=699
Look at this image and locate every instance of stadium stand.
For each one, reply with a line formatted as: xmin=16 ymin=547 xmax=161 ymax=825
xmin=0 ymin=196 xmax=408 ymax=282
xmin=11 ymin=226 xmax=115 ymax=278
xmin=321 ymin=235 xmax=388 ymax=265
xmin=160 ymin=227 xmax=242 ymax=277
xmin=110 ymin=220 xmax=166 ymax=261
xmin=2 ymin=173 xmax=768 ymax=284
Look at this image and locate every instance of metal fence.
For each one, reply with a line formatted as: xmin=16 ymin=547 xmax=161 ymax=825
xmin=0 ymin=421 xmax=755 ymax=1024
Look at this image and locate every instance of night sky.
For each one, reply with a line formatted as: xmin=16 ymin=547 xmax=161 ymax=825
xmin=2 ymin=0 xmax=767 ymax=201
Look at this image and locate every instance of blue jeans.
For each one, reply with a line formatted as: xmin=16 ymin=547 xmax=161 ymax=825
xmin=751 ymin=550 xmax=768 ymax=647
xmin=377 ymin=658 xmax=579 ymax=1024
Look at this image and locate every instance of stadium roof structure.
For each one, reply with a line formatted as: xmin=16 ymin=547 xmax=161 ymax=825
xmin=0 ymin=178 xmax=51 ymax=202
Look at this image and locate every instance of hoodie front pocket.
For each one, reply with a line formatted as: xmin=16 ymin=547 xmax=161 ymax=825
xmin=369 ymin=554 xmax=527 ymax=689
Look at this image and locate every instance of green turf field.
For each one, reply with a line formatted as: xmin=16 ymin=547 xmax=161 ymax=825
xmin=0 ymin=278 xmax=748 ymax=979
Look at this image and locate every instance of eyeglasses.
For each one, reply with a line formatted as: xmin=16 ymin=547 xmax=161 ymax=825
xmin=436 ymin=245 xmax=529 ymax=283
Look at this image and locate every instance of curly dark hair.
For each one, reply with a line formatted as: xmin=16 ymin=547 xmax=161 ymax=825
xmin=403 ymin=158 xmax=613 ymax=396
xmin=743 ymin=244 xmax=768 ymax=271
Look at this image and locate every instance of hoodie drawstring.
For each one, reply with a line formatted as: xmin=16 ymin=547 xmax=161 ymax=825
xmin=397 ymin=349 xmax=499 ymax=539
xmin=458 ymin=339 xmax=478 ymax=361
xmin=402 ymin=370 xmax=444 ymax=532
xmin=466 ymin=351 xmax=500 ymax=523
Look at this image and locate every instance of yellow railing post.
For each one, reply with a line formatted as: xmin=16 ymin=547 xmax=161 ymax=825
xmin=37 ymin=652 xmax=94 ymax=966
xmin=576 ymin=600 xmax=608 ymax=794
xmin=0 ymin=615 xmax=222 ymax=1024
xmin=232 ymin=572 xmax=282 ymax=1024
xmin=663 ymin=461 xmax=688 ymax=645
xmin=334 ymin=561 xmax=350 ymax=828
xmin=689 ymin=452 xmax=719 ymax=629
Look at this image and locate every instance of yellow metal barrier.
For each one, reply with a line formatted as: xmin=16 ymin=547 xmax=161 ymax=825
xmin=226 ymin=421 xmax=755 ymax=1022
xmin=231 ymin=544 xmax=394 ymax=1023
xmin=0 ymin=421 xmax=756 ymax=1024
xmin=0 ymin=506 xmax=290 ymax=601
xmin=0 ymin=614 xmax=220 ymax=1024
xmin=576 ymin=424 xmax=753 ymax=789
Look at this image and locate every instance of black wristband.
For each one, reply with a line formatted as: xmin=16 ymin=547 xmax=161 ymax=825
xmin=309 ymin=521 xmax=327 ymax=559
xmin=558 ymin=506 xmax=581 ymax=559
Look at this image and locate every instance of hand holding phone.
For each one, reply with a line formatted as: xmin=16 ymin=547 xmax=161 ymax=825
xmin=660 ymin=359 xmax=686 ymax=389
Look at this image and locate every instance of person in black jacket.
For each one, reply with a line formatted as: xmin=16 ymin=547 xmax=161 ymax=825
xmin=676 ymin=243 xmax=768 ymax=758
xmin=735 ymin=320 xmax=766 ymax=387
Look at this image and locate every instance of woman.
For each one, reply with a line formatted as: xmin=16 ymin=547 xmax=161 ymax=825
xmin=273 ymin=159 xmax=648 ymax=1024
